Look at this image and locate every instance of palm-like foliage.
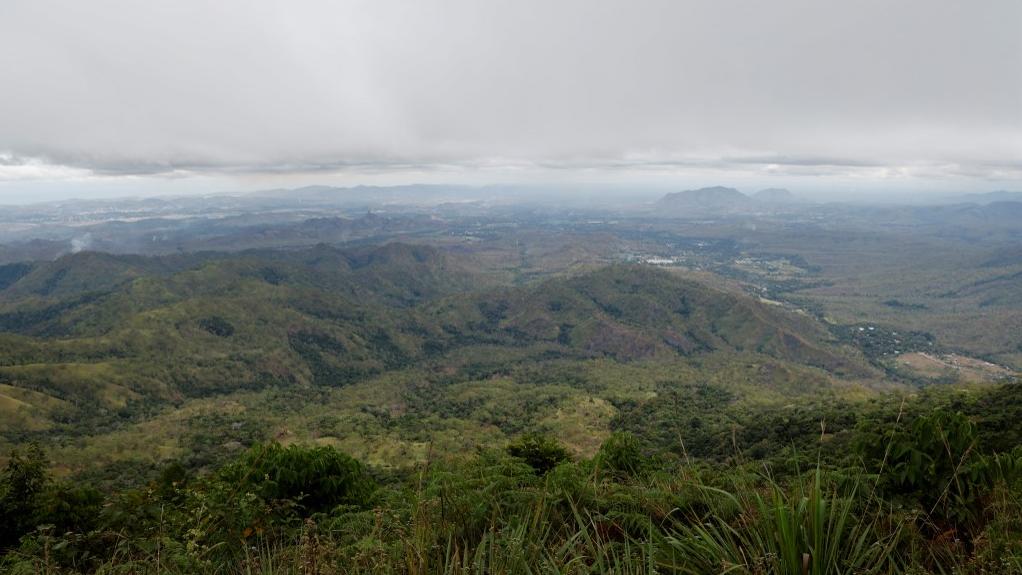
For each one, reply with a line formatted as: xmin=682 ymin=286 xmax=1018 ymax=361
xmin=662 ymin=470 xmax=903 ymax=575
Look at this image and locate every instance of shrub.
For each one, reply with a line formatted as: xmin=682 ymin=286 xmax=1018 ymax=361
xmin=506 ymin=433 xmax=571 ymax=475
xmin=597 ymin=432 xmax=647 ymax=477
xmin=221 ymin=443 xmax=375 ymax=514
xmin=198 ymin=315 xmax=234 ymax=337
xmin=858 ymin=410 xmax=997 ymax=532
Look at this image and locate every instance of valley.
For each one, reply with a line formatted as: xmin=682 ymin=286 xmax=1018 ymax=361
xmin=0 ymin=185 xmax=1020 ymax=573
xmin=1 ymin=186 xmax=1018 ymax=478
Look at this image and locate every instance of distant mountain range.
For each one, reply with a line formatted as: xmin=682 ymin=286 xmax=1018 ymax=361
xmin=943 ymin=191 xmax=1022 ymax=205
xmin=657 ymin=186 xmax=750 ymax=211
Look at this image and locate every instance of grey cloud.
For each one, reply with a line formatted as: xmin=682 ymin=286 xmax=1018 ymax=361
xmin=0 ymin=153 xmax=33 ymax=166
xmin=0 ymin=0 xmax=1020 ymax=194
xmin=724 ymin=156 xmax=887 ymax=169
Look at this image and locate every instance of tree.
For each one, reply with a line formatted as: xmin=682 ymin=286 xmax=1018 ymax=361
xmin=506 ymin=433 xmax=571 ymax=475
xmin=221 ymin=443 xmax=375 ymax=513
xmin=0 ymin=444 xmax=49 ymax=550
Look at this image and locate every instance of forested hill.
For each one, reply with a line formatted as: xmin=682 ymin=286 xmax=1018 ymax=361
xmin=1 ymin=243 xmax=875 ymax=470
xmin=0 ymin=244 xmax=1020 ymax=573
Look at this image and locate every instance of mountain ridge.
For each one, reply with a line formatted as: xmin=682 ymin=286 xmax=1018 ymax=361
xmin=0 ymin=246 xmax=875 ymax=447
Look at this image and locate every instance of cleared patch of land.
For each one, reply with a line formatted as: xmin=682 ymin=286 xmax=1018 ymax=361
xmin=896 ymin=352 xmax=1017 ymax=383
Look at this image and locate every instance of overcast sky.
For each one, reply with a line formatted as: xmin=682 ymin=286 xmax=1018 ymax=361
xmin=1 ymin=0 xmax=1020 ymax=201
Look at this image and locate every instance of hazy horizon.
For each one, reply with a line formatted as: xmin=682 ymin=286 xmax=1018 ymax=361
xmin=0 ymin=179 xmax=1017 ymax=208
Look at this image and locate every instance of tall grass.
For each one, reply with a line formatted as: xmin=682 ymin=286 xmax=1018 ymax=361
xmin=661 ymin=469 xmax=903 ymax=574
xmin=5 ymin=445 xmax=1022 ymax=574
xmin=38 ymin=467 xmax=907 ymax=575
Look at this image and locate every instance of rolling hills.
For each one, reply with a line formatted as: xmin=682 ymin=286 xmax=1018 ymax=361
xmin=0 ymin=243 xmax=881 ymax=474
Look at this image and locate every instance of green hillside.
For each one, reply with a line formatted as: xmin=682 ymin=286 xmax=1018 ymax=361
xmin=0 ymin=245 xmax=881 ymax=475
xmin=0 ymin=244 xmax=1020 ymax=573
xmin=435 ymin=266 xmax=869 ymax=375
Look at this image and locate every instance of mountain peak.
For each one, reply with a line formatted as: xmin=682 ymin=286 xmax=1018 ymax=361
xmin=659 ymin=186 xmax=747 ymax=201
xmin=656 ymin=186 xmax=750 ymax=212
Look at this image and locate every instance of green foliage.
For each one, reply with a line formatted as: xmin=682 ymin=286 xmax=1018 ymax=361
xmin=506 ymin=432 xmax=571 ymax=474
xmin=0 ymin=444 xmax=103 ymax=560
xmin=0 ymin=248 xmax=880 ymax=475
xmin=0 ymin=444 xmax=49 ymax=550
xmin=596 ymin=432 xmax=647 ymax=477
xmin=0 ymin=262 xmax=33 ymax=291
xmin=1 ymin=242 xmax=1022 ymax=572
xmin=856 ymin=409 xmax=1022 ymax=539
xmin=222 ymin=443 xmax=375 ymax=514
xmin=197 ymin=315 xmax=235 ymax=337
xmin=663 ymin=471 xmax=903 ymax=575
xmin=613 ymin=382 xmax=737 ymax=459
xmin=2 ymin=418 xmax=1022 ymax=573
xmin=967 ymin=383 xmax=1022 ymax=452
xmin=36 ymin=483 xmax=104 ymax=540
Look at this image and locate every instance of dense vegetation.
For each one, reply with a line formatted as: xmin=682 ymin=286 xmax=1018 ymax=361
xmin=0 ymin=245 xmax=880 ymax=474
xmin=3 ymin=384 xmax=1022 ymax=573
xmin=1 ymin=239 xmax=1020 ymax=573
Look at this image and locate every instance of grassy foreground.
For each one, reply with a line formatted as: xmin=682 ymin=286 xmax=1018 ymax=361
xmin=3 ymin=396 xmax=1022 ymax=575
